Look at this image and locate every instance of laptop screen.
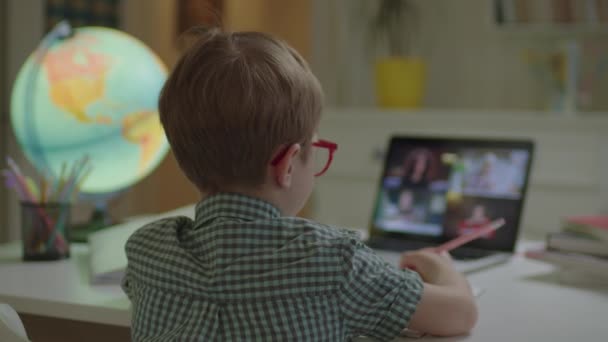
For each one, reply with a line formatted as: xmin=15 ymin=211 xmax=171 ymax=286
xmin=370 ymin=136 xmax=534 ymax=252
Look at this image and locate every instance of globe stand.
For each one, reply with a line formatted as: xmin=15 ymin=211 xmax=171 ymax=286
xmin=13 ymin=21 xmax=170 ymax=244
xmin=68 ymin=195 xmax=117 ymax=243
xmin=69 ymin=207 xmax=114 ymax=243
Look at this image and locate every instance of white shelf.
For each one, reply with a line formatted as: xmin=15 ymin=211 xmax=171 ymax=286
xmin=0 ymin=243 xmax=130 ymax=326
xmin=495 ymin=23 xmax=608 ymax=36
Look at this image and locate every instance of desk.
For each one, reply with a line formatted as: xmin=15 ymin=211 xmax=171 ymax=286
xmin=419 ymin=249 xmax=608 ymax=342
xmin=1 ymin=241 xmax=607 ymax=342
xmin=0 ymin=242 xmax=130 ymax=341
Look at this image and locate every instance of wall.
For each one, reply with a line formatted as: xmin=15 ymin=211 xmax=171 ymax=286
xmin=1 ymin=0 xmax=316 ymax=241
xmin=120 ymin=0 xmax=314 ymax=217
xmin=1 ymin=0 xmax=170 ymax=240
xmin=224 ymin=0 xmax=312 ymax=60
xmin=117 ymin=0 xmax=196 ymax=218
xmin=3 ymin=0 xmax=606 ymax=240
xmin=312 ymin=0 xmax=608 ymax=111
xmin=1 ymin=0 xmax=191 ymax=240
xmin=2 ymin=0 xmax=45 ymax=242
xmin=0 ymin=0 xmax=8 ymax=241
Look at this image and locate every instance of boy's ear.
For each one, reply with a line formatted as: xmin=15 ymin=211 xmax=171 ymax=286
xmin=273 ymin=144 xmax=301 ymax=188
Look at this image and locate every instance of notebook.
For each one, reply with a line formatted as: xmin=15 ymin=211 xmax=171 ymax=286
xmin=366 ymin=135 xmax=535 ymax=272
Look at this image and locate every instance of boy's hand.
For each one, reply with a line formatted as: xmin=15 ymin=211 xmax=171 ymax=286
xmin=402 ymin=249 xmax=478 ymax=336
xmin=399 ymin=248 xmax=455 ymax=284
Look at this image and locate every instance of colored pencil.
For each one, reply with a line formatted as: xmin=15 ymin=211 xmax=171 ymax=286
xmin=435 ymin=218 xmax=506 ymax=253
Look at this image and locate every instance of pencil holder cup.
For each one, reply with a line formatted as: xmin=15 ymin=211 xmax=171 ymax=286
xmin=20 ymin=202 xmax=71 ymax=261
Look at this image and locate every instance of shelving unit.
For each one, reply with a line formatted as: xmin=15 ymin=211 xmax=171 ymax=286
xmin=488 ymin=1 xmax=608 ymax=115
xmin=496 ymin=23 xmax=608 ymax=36
xmin=493 ymin=0 xmax=608 ymax=35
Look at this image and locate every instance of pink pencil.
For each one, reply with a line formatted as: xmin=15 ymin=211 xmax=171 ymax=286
xmin=435 ymin=218 xmax=506 ymax=253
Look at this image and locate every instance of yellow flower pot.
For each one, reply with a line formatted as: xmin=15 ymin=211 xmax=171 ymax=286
xmin=375 ymin=58 xmax=426 ymax=108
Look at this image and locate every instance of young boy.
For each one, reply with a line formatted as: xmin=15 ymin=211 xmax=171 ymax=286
xmin=122 ymin=28 xmax=477 ymax=341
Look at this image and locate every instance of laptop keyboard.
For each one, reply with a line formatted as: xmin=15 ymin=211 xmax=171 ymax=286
xmin=449 ymin=248 xmax=495 ymax=260
xmin=366 ymin=237 xmax=495 ymax=260
xmin=367 ymin=238 xmax=430 ymax=252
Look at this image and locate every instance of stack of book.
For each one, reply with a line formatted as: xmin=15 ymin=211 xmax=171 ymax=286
xmin=525 ymin=216 xmax=608 ymax=284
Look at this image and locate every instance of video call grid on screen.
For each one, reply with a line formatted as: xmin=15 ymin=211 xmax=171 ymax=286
xmin=371 ymin=136 xmax=534 ymax=252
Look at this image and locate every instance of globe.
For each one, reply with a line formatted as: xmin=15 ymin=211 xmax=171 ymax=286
xmin=11 ymin=26 xmax=169 ymax=195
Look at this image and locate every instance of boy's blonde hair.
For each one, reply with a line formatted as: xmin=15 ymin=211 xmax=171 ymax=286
xmin=159 ymin=28 xmax=323 ymax=192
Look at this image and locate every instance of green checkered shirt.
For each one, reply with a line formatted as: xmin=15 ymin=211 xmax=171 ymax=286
xmin=122 ymin=193 xmax=423 ymax=341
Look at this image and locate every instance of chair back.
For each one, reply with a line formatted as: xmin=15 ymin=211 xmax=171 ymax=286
xmin=0 ymin=304 xmax=30 ymax=342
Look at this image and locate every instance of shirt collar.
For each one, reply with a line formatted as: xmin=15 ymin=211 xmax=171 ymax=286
xmin=195 ymin=192 xmax=282 ymax=226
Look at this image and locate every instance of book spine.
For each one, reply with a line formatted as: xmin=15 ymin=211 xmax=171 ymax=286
xmin=598 ymin=0 xmax=608 ymax=22
xmin=495 ymin=0 xmax=505 ymax=24
xmin=532 ymin=0 xmax=553 ymax=23
xmin=514 ymin=0 xmax=530 ymax=22
xmin=564 ymin=41 xmax=580 ymax=114
xmin=586 ymin=0 xmax=599 ymax=23
xmin=563 ymin=222 xmax=608 ymax=241
xmin=572 ymin=0 xmax=590 ymax=23
xmin=502 ymin=0 xmax=517 ymax=23
xmin=552 ymin=0 xmax=574 ymax=23
xmin=526 ymin=249 xmax=608 ymax=279
xmin=547 ymin=232 xmax=608 ymax=257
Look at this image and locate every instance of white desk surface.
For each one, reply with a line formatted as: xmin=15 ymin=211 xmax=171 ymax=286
xmin=0 ymin=241 xmax=607 ymax=340
xmin=0 ymin=242 xmax=130 ymax=327
xmin=420 ymin=247 xmax=608 ymax=342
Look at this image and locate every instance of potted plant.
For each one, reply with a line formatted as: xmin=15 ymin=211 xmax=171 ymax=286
xmin=372 ymin=0 xmax=425 ymax=108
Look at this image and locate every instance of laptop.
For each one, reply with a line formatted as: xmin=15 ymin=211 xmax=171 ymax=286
xmin=366 ymin=136 xmax=535 ymax=273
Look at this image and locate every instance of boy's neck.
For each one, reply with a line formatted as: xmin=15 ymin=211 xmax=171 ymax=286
xmin=201 ymin=187 xmax=294 ymax=217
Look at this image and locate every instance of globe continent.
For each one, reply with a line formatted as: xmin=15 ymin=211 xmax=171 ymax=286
xmin=11 ymin=27 xmax=169 ymax=194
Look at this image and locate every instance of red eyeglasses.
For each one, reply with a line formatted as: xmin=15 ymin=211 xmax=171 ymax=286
xmin=271 ymin=139 xmax=338 ymax=177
